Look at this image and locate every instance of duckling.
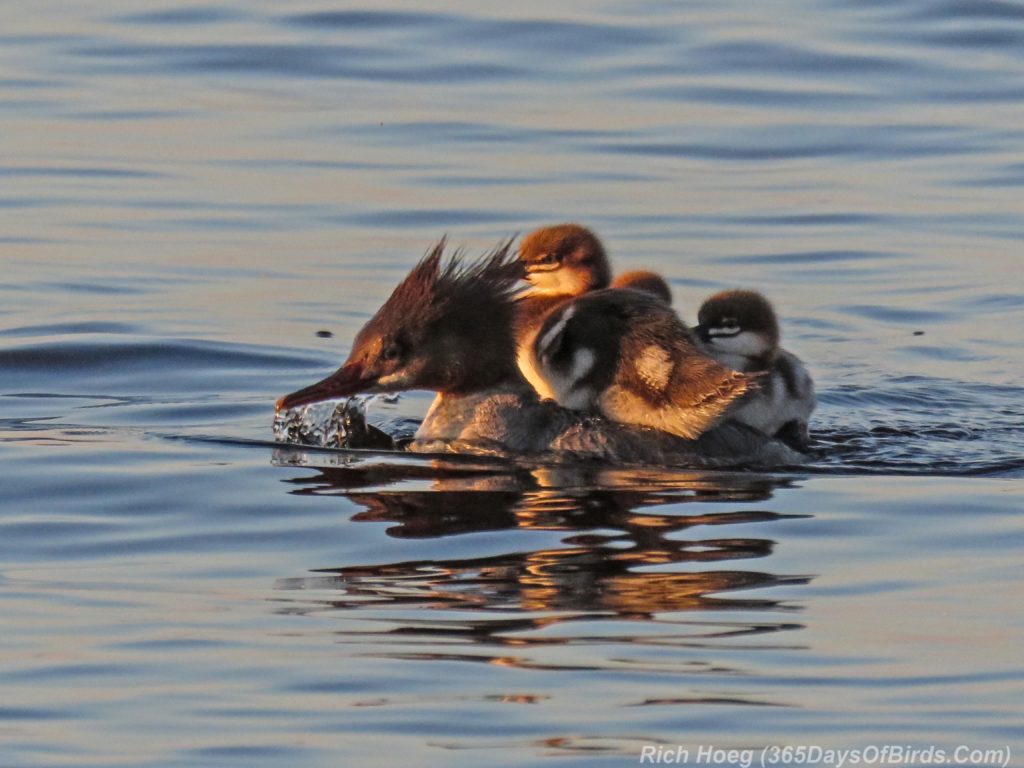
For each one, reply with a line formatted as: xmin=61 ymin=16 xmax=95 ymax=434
xmin=530 ymin=288 xmax=753 ymax=439
xmin=517 ymin=224 xmax=671 ymax=302
xmin=516 ymin=225 xmax=752 ymax=439
xmin=514 ymin=224 xmax=650 ymax=400
xmin=513 ymin=224 xmax=614 ymax=398
xmin=518 ymin=223 xmax=611 ymax=297
xmin=611 ymin=270 xmax=673 ymax=304
xmin=695 ymin=289 xmax=816 ymax=449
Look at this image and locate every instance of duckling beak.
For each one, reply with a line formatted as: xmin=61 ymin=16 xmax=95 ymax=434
xmin=275 ymin=362 xmax=371 ymax=412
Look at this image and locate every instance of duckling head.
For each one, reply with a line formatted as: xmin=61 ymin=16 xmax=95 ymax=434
xmin=695 ymin=289 xmax=780 ymax=362
xmin=518 ymin=223 xmax=611 ymax=296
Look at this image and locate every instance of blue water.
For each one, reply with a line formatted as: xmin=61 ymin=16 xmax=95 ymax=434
xmin=2 ymin=1 xmax=1023 ymax=766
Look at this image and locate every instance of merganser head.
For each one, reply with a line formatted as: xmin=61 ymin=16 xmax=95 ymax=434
xmin=277 ymin=239 xmax=522 ymax=411
xmin=695 ymin=289 xmax=780 ymax=362
xmin=610 ymin=270 xmax=673 ymax=304
xmin=518 ymin=223 xmax=611 ymax=296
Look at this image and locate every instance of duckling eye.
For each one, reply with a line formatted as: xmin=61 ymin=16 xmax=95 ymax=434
xmin=537 ymin=252 xmax=559 ymax=265
xmin=381 ymin=343 xmax=402 ymax=361
xmin=720 ymin=317 xmax=738 ymax=329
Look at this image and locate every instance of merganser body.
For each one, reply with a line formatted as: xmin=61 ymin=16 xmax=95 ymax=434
xmin=276 ymin=241 xmax=802 ymax=467
xmin=695 ymin=289 xmax=816 ymax=449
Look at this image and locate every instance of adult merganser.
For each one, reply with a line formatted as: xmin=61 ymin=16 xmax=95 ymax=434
xmin=276 ymin=241 xmax=802 ymax=467
xmin=695 ymin=290 xmax=816 ymax=449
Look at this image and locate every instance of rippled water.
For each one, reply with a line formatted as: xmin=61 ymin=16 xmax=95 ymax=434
xmin=2 ymin=1 xmax=1023 ymax=765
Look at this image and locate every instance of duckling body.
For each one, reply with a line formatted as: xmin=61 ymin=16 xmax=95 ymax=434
xmin=514 ymin=292 xmax=573 ymax=401
xmin=514 ymin=225 xmax=612 ymax=400
xmin=610 ymin=270 xmax=673 ymax=303
xmin=696 ymin=290 xmax=815 ymax=449
xmin=530 ymin=288 xmax=753 ymax=440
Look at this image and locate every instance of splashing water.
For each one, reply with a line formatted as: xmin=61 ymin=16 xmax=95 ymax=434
xmin=273 ymin=396 xmax=394 ymax=450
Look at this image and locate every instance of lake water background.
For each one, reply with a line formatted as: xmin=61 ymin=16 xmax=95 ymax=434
xmin=2 ymin=1 xmax=1023 ymax=766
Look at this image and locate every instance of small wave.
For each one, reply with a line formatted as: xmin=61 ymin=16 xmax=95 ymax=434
xmin=0 ymin=338 xmax=317 ymax=374
xmin=0 ymin=337 xmax=324 ymax=409
xmin=716 ymin=250 xmax=896 ymax=265
xmin=0 ymin=321 xmax=140 ymax=337
xmin=901 ymin=0 xmax=1024 ymax=23
xmin=115 ymin=8 xmax=245 ymax=26
xmin=840 ymin=304 xmax=951 ymax=324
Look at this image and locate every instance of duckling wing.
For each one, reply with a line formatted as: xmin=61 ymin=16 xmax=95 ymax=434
xmin=598 ymin=310 xmax=755 ymax=440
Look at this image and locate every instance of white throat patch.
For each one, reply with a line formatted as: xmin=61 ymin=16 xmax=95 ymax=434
xmin=704 ymin=330 xmax=771 ymax=362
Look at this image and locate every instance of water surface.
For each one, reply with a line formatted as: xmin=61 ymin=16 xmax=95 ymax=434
xmin=2 ymin=1 xmax=1022 ymax=765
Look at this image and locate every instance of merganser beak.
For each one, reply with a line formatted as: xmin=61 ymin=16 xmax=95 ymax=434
xmin=275 ymin=362 xmax=372 ymax=412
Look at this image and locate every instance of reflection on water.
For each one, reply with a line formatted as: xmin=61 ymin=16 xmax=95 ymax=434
xmin=275 ymin=457 xmax=808 ymax=697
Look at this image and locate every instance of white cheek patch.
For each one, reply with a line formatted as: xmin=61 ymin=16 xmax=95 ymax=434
xmin=569 ymin=347 xmax=595 ymax=383
xmin=540 ymin=347 xmax=598 ymax=410
xmin=635 ymin=344 xmax=673 ymax=391
xmin=537 ymin=305 xmax=576 ymax=360
xmin=705 ymin=330 xmax=769 ymax=359
xmin=553 ymin=269 xmax=590 ymax=295
xmin=525 ymin=272 xmax=562 ymax=296
xmin=525 ymin=268 xmax=590 ymax=296
xmin=708 ymin=327 xmax=740 ymax=338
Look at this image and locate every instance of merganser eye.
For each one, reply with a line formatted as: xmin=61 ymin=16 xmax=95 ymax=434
xmin=381 ymin=343 xmax=402 ymax=361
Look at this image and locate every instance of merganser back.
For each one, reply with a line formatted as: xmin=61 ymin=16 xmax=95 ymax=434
xmin=276 ymin=241 xmax=802 ymax=467
xmin=695 ymin=289 xmax=816 ymax=449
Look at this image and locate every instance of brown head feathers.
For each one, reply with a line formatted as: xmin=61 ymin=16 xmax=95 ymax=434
xmin=375 ymin=237 xmax=523 ymax=332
